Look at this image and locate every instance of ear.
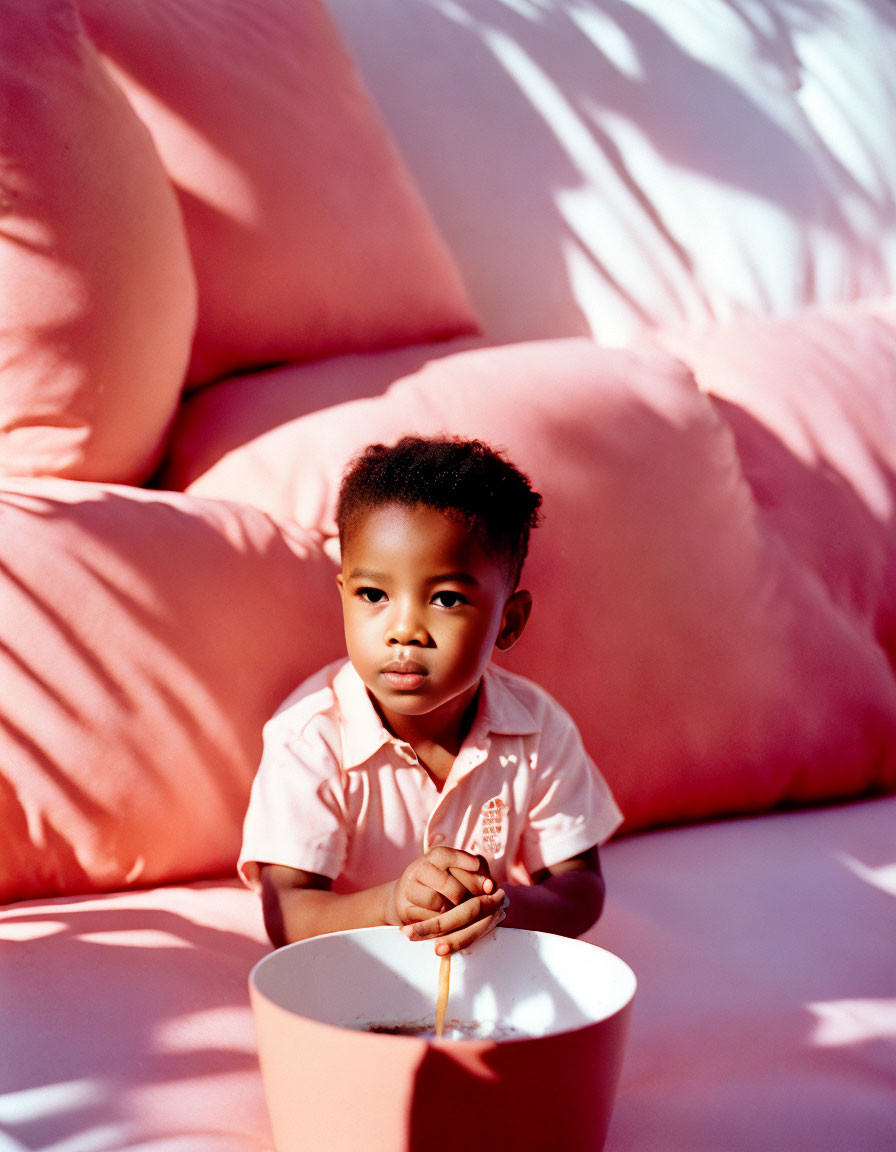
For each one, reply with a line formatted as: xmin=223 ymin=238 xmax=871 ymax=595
xmin=495 ymin=589 xmax=532 ymax=652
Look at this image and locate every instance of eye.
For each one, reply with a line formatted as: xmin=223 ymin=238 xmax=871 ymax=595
xmin=357 ymin=587 xmax=387 ymax=604
xmin=432 ymin=590 xmax=467 ymax=609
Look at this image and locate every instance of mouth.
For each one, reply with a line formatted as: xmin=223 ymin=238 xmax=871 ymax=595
xmin=381 ymin=661 xmax=428 ymax=691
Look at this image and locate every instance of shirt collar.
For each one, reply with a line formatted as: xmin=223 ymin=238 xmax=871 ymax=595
xmin=470 ymin=665 xmax=540 ymax=738
xmin=332 ymin=661 xmax=393 ymax=769
xmin=332 ymin=660 xmax=539 ymax=770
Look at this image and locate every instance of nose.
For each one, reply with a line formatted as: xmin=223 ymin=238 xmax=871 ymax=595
xmin=385 ymin=599 xmax=428 ymax=647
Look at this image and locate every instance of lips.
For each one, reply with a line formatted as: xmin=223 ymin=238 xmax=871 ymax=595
xmin=381 ymin=660 xmax=428 ymax=691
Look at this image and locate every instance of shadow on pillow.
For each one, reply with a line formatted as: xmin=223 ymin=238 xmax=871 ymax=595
xmin=0 ymin=479 xmax=343 ymax=903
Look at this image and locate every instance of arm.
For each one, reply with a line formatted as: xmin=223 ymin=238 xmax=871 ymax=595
xmin=501 ymin=846 xmax=605 ymax=938
xmin=259 ymin=865 xmax=393 ymax=948
xmin=258 ymin=847 xmax=506 ymax=949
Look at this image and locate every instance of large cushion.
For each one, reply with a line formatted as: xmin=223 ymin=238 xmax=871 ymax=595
xmin=2 ymin=798 xmax=893 ymax=1151
xmin=0 ymin=882 xmax=274 ymax=1151
xmin=79 ymin=0 xmax=479 ymax=386
xmin=653 ymin=297 xmax=896 ymax=625
xmin=326 ymin=0 xmax=896 ymax=347
xmin=0 ymin=480 xmax=344 ymax=904
xmin=158 ymin=322 xmax=896 ymax=832
xmin=0 ymin=0 xmax=196 ymax=482
xmin=592 ymin=795 xmax=896 ymax=1151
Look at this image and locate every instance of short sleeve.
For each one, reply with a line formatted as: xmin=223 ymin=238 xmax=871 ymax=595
xmin=520 ymin=707 xmax=623 ymax=875
xmin=237 ymin=708 xmax=350 ymax=890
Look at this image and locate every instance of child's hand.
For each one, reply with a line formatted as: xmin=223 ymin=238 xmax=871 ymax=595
xmin=403 ymin=886 xmax=507 ymax=954
xmin=391 ymin=848 xmax=506 ymax=954
xmin=388 ymin=846 xmax=491 ymax=925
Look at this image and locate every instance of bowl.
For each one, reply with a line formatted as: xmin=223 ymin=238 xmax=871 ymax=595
xmin=250 ymin=926 xmax=635 ymax=1152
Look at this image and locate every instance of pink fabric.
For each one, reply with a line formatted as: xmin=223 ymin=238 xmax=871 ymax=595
xmin=159 ymin=325 xmax=896 ymax=832
xmin=0 ymin=479 xmax=343 ymax=904
xmin=326 ymin=0 xmax=896 ymax=348
xmin=2 ymin=6 xmax=893 ymax=1148
xmin=158 ymin=337 xmax=488 ymax=525
xmin=0 ymin=882 xmax=274 ymax=1151
xmin=238 ymin=660 xmax=622 ymax=893
xmin=653 ymin=297 xmax=896 ymax=627
xmin=2 ymin=798 xmax=892 ymax=1151
xmin=78 ymin=0 xmax=479 ymax=387
xmin=590 ymin=796 xmax=896 ymax=1151
xmin=0 ymin=0 xmax=196 ymax=482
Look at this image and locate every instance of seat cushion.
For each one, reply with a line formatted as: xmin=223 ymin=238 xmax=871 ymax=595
xmin=0 ymin=881 xmax=273 ymax=1151
xmin=2 ymin=797 xmax=893 ymax=1151
xmin=591 ymin=795 xmax=896 ymax=1152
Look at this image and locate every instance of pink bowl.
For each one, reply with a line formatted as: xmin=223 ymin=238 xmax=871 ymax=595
xmin=250 ymin=926 xmax=636 ymax=1151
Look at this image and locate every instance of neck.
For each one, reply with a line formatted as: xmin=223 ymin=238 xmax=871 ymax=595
xmin=372 ymin=683 xmax=482 ymax=763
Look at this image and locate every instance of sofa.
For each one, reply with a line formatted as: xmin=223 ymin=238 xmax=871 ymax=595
xmin=2 ymin=1 xmax=895 ymax=1149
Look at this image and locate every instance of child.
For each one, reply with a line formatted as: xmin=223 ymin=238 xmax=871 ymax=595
xmin=239 ymin=435 xmax=622 ymax=955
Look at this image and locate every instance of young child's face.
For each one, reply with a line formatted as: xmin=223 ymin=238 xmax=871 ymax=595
xmin=338 ymin=502 xmax=524 ymax=737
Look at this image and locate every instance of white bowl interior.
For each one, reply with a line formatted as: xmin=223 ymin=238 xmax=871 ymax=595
xmin=252 ymin=926 xmax=636 ymax=1040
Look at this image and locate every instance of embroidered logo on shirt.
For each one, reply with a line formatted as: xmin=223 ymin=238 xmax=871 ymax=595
xmin=477 ymin=796 xmax=508 ymax=858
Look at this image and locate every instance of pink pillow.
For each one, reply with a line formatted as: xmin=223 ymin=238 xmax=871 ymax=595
xmin=0 ymin=479 xmax=344 ymax=904
xmin=654 ymin=298 xmax=896 ymax=625
xmin=159 ymin=337 xmax=487 ymax=524
xmin=78 ymin=0 xmax=479 ymax=387
xmin=0 ymin=0 xmax=196 ymax=483
xmin=159 ymin=332 xmax=896 ymax=832
xmin=326 ymin=0 xmax=896 ymax=347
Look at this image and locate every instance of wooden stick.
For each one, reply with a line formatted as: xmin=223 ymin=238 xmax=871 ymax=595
xmin=435 ymin=954 xmax=451 ymax=1038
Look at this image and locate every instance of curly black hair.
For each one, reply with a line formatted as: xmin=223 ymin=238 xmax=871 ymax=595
xmin=335 ymin=435 xmax=542 ymax=588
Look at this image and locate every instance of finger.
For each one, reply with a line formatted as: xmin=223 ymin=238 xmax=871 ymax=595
xmin=401 ymin=911 xmax=445 ymax=939
xmin=405 ymin=890 xmax=506 ymax=939
xmin=409 ymin=879 xmax=451 ymax=914
xmin=412 ymin=863 xmax=470 ymax=908
xmin=435 ymin=908 xmax=506 ymax=955
xmin=405 ymin=876 xmax=490 ymax=917
xmin=427 ymin=846 xmax=486 ymax=875
xmin=448 ymin=865 xmax=493 ymax=898
xmin=438 ymin=890 xmax=504 ymax=931
xmin=478 ymin=864 xmax=495 ymax=895
xmin=401 ymin=901 xmax=448 ymax=924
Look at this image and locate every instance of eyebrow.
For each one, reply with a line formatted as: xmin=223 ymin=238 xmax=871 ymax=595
xmin=345 ymin=568 xmax=387 ymax=583
xmin=429 ymin=571 xmax=479 ymax=586
xmin=346 ymin=568 xmax=479 ymax=586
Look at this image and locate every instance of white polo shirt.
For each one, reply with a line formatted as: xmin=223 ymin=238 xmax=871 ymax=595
xmin=239 ymin=660 xmax=622 ymax=893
